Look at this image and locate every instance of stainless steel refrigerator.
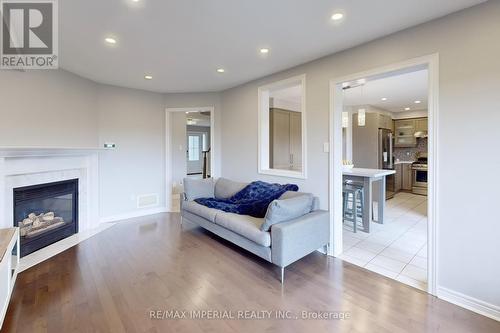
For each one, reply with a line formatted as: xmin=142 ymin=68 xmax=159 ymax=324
xmin=378 ymin=128 xmax=395 ymax=199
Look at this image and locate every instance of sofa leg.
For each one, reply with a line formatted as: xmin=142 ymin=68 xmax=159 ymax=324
xmin=280 ymin=267 xmax=284 ymax=284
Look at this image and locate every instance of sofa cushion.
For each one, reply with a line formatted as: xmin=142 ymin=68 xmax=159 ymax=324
xmin=183 ymin=201 xmax=219 ymax=222
xmin=215 ymin=212 xmax=271 ymax=247
xmin=214 ymin=178 xmax=247 ymax=199
xmin=261 ymin=194 xmax=314 ymax=231
xmin=280 ymin=191 xmax=319 ymax=211
xmin=183 ymin=177 xmax=215 ymax=201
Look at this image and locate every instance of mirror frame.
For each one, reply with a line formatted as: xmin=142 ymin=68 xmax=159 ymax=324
xmin=257 ymin=74 xmax=307 ymax=179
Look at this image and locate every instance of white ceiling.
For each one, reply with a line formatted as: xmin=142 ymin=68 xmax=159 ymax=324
xmin=59 ymin=0 xmax=485 ymax=93
xmin=343 ymin=69 xmax=428 ymax=112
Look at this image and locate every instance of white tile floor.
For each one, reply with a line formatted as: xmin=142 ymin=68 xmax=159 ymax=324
xmin=340 ymin=192 xmax=428 ymax=291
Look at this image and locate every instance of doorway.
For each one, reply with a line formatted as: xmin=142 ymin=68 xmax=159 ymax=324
xmin=329 ymin=54 xmax=438 ymax=294
xmin=165 ymin=107 xmax=215 ymax=212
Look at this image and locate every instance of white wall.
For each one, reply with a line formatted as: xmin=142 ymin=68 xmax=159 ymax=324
xmin=220 ymin=1 xmax=500 ymax=310
xmin=0 ymin=70 xmax=99 ymax=147
xmin=170 ymin=112 xmax=187 ymax=193
xmin=0 ymin=70 xmax=223 ymax=219
xmin=97 ymin=84 xmax=166 ymax=218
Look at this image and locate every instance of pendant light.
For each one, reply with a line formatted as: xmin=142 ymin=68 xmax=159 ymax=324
xmin=357 ymin=82 xmax=366 ymax=126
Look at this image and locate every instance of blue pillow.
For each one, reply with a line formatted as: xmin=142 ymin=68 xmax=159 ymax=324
xmin=261 ymin=194 xmax=313 ymax=231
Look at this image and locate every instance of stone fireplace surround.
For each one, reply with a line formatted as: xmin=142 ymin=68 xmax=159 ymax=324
xmin=0 ymin=148 xmax=104 ymax=270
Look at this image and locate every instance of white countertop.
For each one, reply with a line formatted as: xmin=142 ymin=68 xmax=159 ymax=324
xmin=343 ymin=168 xmax=396 ymax=178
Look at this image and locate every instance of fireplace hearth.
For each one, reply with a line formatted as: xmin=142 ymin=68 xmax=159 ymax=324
xmin=13 ymin=179 xmax=78 ymax=257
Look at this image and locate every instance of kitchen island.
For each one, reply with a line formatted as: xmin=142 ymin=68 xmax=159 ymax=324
xmin=343 ymin=168 xmax=396 ymax=232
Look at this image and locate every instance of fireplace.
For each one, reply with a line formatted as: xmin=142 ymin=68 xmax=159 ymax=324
xmin=13 ymin=179 xmax=79 ymax=257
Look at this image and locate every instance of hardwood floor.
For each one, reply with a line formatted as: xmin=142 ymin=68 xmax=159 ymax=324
xmin=3 ymin=213 xmax=499 ymax=332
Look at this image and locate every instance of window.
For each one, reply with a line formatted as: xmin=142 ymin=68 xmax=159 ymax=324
xmin=188 ymin=135 xmax=200 ymax=161
xmin=258 ymin=74 xmax=307 ymax=179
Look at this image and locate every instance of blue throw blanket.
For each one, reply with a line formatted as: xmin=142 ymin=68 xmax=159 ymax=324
xmin=195 ymin=181 xmax=298 ymax=218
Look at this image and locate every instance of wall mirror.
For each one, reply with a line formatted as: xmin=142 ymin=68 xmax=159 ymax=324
xmin=258 ymin=74 xmax=306 ymax=178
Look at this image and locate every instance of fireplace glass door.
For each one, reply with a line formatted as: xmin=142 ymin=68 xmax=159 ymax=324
xmin=13 ymin=179 xmax=78 ymax=257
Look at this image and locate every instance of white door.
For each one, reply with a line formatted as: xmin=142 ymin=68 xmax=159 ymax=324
xmin=187 ymin=132 xmax=203 ymax=174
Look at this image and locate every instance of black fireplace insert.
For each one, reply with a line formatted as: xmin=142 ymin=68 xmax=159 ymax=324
xmin=13 ymin=179 xmax=79 ymax=257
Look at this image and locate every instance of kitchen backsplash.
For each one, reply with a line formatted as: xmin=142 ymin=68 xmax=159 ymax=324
xmin=394 ymin=138 xmax=428 ymax=161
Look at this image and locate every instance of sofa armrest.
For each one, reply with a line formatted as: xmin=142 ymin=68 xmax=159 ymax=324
xmin=271 ymin=210 xmax=330 ymax=268
xmin=183 ymin=177 xmax=215 ymax=201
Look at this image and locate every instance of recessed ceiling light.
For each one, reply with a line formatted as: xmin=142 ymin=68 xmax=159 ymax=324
xmin=260 ymin=48 xmax=269 ymax=54
xmin=405 ymin=107 xmax=411 ymax=111
xmin=381 ymin=97 xmax=387 ymax=101
xmin=144 ymin=75 xmax=153 ymax=80
xmin=414 ymin=100 xmax=421 ymax=104
xmin=357 ymin=78 xmax=366 ymax=85
xmin=342 ymin=82 xmax=350 ymax=88
xmin=331 ymin=13 xmax=344 ymax=21
xmin=216 ymin=68 xmax=225 ymax=73
xmin=104 ymin=37 xmax=117 ymax=44
xmin=132 ymin=0 xmax=140 ymax=2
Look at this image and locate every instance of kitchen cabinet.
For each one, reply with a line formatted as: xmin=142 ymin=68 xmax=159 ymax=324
xmin=269 ymin=108 xmax=302 ymax=171
xmin=415 ymin=118 xmax=428 ymax=132
xmin=394 ymin=162 xmax=413 ymax=192
xmin=378 ymin=114 xmax=392 ymax=130
xmin=402 ymin=163 xmax=413 ymax=191
xmin=394 ymin=119 xmax=417 ymax=147
xmin=394 ymin=163 xmax=402 ymax=192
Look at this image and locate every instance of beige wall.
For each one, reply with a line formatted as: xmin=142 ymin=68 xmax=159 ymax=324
xmin=220 ymin=1 xmax=500 ymax=308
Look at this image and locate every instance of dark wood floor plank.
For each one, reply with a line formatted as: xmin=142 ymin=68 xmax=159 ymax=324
xmin=2 ymin=213 xmax=499 ymax=333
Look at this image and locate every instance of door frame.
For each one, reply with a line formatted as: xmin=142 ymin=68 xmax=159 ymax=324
xmin=165 ymin=106 xmax=215 ymax=212
xmin=328 ymin=54 xmax=439 ymax=295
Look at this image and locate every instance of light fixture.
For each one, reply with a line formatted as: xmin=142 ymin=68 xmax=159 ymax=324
xmin=132 ymin=0 xmax=140 ymax=2
xmin=358 ymin=109 xmax=366 ymax=126
xmin=414 ymin=100 xmax=421 ymax=104
xmin=405 ymin=107 xmax=411 ymax=111
xmin=381 ymin=97 xmax=387 ymax=101
xmin=342 ymin=82 xmax=350 ymax=88
xmin=260 ymin=48 xmax=269 ymax=54
xmin=331 ymin=13 xmax=344 ymax=21
xmin=144 ymin=75 xmax=153 ymax=80
xmin=216 ymin=68 xmax=225 ymax=73
xmin=104 ymin=37 xmax=117 ymax=44
xmin=342 ymin=112 xmax=349 ymax=128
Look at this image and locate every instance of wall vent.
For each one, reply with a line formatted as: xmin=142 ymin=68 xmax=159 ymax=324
xmin=137 ymin=193 xmax=159 ymax=208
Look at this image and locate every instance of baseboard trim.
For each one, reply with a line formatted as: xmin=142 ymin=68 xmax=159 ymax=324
xmin=437 ymin=286 xmax=500 ymax=322
xmin=100 ymin=206 xmax=168 ymax=223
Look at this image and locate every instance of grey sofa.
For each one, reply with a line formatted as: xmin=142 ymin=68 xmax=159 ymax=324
xmin=181 ymin=177 xmax=330 ymax=283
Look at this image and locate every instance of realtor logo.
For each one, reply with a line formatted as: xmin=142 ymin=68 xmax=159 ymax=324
xmin=1 ymin=0 xmax=58 ymax=69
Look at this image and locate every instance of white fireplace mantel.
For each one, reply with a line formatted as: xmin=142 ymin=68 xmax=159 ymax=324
xmin=0 ymin=146 xmax=105 ymax=157
xmin=0 ymin=146 xmax=103 ymax=232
